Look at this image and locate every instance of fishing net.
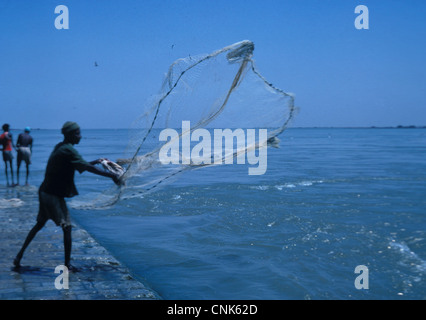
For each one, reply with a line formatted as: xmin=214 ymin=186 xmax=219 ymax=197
xmin=71 ymin=40 xmax=296 ymax=209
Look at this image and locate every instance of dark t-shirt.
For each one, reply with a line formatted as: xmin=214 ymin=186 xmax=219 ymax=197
xmin=17 ymin=132 xmax=33 ymax=148
xmin=40 ymin=142 xmax=90 ymax=198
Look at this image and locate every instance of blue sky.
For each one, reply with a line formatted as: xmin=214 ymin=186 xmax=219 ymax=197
xmin=1 ymin=0 xmax=425 ymax=129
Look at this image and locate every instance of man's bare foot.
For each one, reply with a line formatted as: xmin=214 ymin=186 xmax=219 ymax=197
xmin=13 ymin=257 xmax=21 ymax=268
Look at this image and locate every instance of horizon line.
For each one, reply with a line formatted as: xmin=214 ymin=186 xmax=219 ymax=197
xmin=9 ymin=125 xmax=426 ymax=131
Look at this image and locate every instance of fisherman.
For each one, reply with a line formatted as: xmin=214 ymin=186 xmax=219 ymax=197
xmin=13 ymin=121 xmax=122 ymax=271
xmin=16 ymin=127 xmax=33 ymax=185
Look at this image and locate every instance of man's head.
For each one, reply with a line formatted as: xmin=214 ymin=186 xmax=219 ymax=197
xmin=2 ymin=123 xmax=10 ymax=132
xmin=61 ymin=121 xmax=81 ymax=145
xmin=25 ymin=127 xmax=31 ymax=133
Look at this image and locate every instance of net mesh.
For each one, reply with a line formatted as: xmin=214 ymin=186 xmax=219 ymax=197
xmin=72 ymin=40 xmax=296 ymax=209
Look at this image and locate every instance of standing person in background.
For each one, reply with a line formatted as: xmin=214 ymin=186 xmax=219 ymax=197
xmin=0 ymin=123 xmax=16 ymax=186
xmin=16 ymin=127 xmax=34 ymax=186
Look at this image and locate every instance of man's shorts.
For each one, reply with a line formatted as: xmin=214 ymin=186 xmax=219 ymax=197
xmin=17 ymin=147 xmax=31 ymax=165
xmin=37 ymin=191 xmax=71 ymax=228
xmin=2 ymin=151 xmax=13 ymax=162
